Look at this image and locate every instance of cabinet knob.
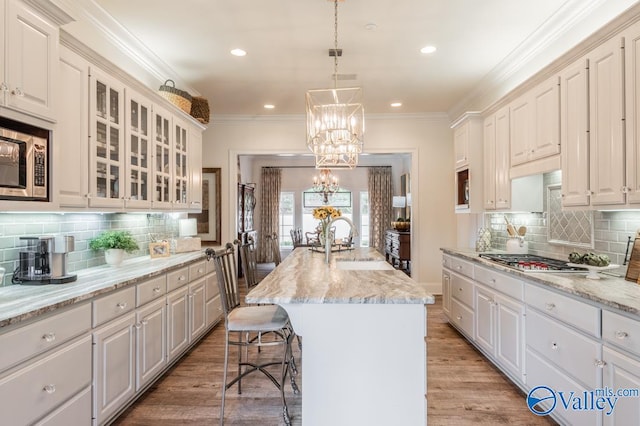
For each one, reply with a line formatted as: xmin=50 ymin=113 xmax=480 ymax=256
xmin=42 ymin=332 xmax=56 ymax=343
xmin=458 ymin=287 xmax=463 ymax=292
xmin=615 ymin=331 xmax=629 ymax=340
xmin=455 ymin=265 xmax=462 ymax=270
xmin=585 ymin=190 xmax=593 ymax=196
xmin=11 ymin=87 xmax=24 ymax=97
xmin=551 ymin=342 xmax=558 ymax=350
xmin=43 ymin=384 xmax=56 ymax=394
xmin=490 ymin=278 xmax=496 ymax=284
xmin=198 ymin=268 xmax=204 ymax=273
xmin=134 ymin=322 xmax=142 ymax=329
xmin=116 ymin=302 xmax=127 ymax=310
xmin=545 ymin=302 xmax=555 ymax=311
xmin=0 ymin=82 xmax=8 ymax=91
xmin=142 ymin=320 xmax=148 ymax=326
xmin=594 ymin=359 xmax=607 ymax=368
xmin=487 ymin=200 xmax=494 ymax=204
xmin=621 ymin=186 xmax=629 ymax=194
xmin=153 ymin=287 xmax=161 ymax=293
xmin=179 ymin=275 xmax=186 ymax=281
xmin=456 ymin=315 xmax=462 ymax=321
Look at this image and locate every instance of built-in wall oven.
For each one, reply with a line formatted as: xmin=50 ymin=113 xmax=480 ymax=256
xmin=0 ymin=116 xmax=49 ymax=201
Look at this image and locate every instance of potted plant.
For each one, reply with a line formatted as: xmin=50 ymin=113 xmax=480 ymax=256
xmin=89 ymin=230 xmax=139 ymax=266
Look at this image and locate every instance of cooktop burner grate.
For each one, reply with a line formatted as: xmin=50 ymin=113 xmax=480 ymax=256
xmin=479 ymin=253 xmax=588 ymax=272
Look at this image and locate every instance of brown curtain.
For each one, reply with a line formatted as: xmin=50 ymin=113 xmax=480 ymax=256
xmin=258 ymin=167 xmax=281 ymax=262
xmin=368 ymin=167 xmax=393 ymax=252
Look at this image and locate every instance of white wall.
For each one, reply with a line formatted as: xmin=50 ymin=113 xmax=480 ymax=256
xmin=202 ymin=114 xmax=454 ymax=290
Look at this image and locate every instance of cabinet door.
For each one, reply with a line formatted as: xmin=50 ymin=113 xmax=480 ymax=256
xmin=510 ymin=95 xmax=531 ymax=166
xmin=189 ymin=278 xmax=207 ymax=341
xmin=495 ymin=106 xmax=511 ymax=209
xmin=474 ymin=285 xmax=496 ymax=356
xmin=625 ymin=22 xmax=640 ymax=205
xmin=152 ymin=105 xmax=173 ymax=209
xmin=206 ymin=294 xmax=222 ymax=329
xmin=173 ymin=118 xmax=189 ymax=208
xmin=57 ymin=47 xmax=89 ymax=208
xmin=495 ymin=293 xmax=524 ymax=383
xmin=5 ymin=0 xmax=58 ymax=120
xmin=531 ymin=75 xmax=560 ymax=160
xmin=189 ymin=126 xmax=203 ymax=211
xmin=136 ymin=298 xmax=166 ymax=391
xmin=603 ymin=346 xmax=640 ymax=426
xmin=561 ymin=58 xmax=590 ymax=207
xmin=589 ymin=35 xmax=625 ymax=206
xmin=125 ymin=89 xmax=152 ymax=209
xmin=453 ymin=122 xmax=469 ymax=170
xmin=167 ymin=287 xmax=189 ymax=362
xmin=442 ymin=270 xmax=451 ymax=318
xmin=93 ymin=312 xmax=136 ymax=424
xmin=89 ymin=67 xmax=125 ymax=208
xmin=483 ymin=114 xmax=497 ymax=210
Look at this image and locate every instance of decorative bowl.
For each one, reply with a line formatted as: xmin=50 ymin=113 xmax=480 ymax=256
xmin=391 ymin=221 xmax=410 ymax=231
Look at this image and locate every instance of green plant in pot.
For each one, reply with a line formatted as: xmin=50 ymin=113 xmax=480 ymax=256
xmin=89 ymin=230 xmax=139 ymax=267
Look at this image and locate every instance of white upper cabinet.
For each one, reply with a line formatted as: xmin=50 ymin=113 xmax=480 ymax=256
xmin=560 ymin=57 xmax=590 ymax=208
xmin=151 ymin=104 xmax=173 ymax=210
xmin=124 ymin=88 xmax=153 ymax=209
xmin=625 ymin=21 xmax=640 ymax=205
xmin=510 ymin=75 xmax=560 ymax=167
xmin=88 ymin=67 xmax=126 ymax=209
xmin=188 ymin=126 xmax=203 ymax=211
xmin=454 ymin=123 xmax=470 ymax=170
xmin=483 ymin=114 xmax=497 ymax=210
xmin=484 ymin=106 xmax=511 ymax=210
xmin=1 ymin=0 xmax=58 ymax=121
xmin=173 ymin=117 xmax=189 ymax=209
xmin=452 ymin=115 xmax=483 ymax=213
xmin=589 ymin=35 xmax=625 ymax=206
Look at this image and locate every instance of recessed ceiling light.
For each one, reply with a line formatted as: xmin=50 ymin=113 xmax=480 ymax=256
xmin=391 ymin=102 xmax=402 ymax=108
xmin=264 ymin=104 xmax=275 ymax=109
xmin=230 ymin=48 xmax=247 ymax=57
xmin=420 ymin=45 xmax=437 ymax=54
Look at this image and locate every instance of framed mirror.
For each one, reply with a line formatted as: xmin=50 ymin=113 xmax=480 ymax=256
xmin=188 ymin=167 xmax=221 ymax=244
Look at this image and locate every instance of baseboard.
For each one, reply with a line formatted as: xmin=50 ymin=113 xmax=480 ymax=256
xmin=423 ymin=282 xmax=442 ymax=295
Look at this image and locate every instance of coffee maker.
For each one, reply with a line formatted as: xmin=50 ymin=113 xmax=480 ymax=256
xmin=13 ymin=235 xmax=77 ymax=284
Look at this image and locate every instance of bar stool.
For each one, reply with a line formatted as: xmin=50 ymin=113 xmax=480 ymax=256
xmin=208 ymin=244 xmax=298 ymax=425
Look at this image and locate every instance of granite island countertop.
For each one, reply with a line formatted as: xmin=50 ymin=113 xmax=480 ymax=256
xmin=246 ymin=247 xmax=434 ymax=304
xmin=0 ymin=250 xmax=217 ymax=329
xmin=442 ymin=247 xmax=640 ymax=316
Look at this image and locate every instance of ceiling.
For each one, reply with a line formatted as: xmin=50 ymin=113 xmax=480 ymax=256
xmin=90 ymin=0 xmax=626 ymax=117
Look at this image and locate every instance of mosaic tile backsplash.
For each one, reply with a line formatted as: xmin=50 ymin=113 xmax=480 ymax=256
xmin=0 ymin=212 xmax=184 ymax=286
xmin=486 ymin=172 xmax=640 ymax=268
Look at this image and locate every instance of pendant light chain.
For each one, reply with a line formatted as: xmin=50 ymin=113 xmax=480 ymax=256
xmin=333 ymin=0 xmax=339 ymax=89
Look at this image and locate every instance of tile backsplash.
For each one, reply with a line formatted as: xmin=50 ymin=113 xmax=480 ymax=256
xmin=0 ymin=212 xmax=183 ymax=286
xmin=485 ymin=171 xmax=640 ymax=267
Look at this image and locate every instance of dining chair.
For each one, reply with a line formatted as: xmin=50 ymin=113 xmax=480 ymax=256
xmin=265 ymin=232 xmax=282 ymax=266
xmin=235 ymin=237 xmax=260 ymax=289
xmin=290 ymin=228 xmax=303 ymax=247
xmin=207 ymin=244 xmax=298 ymax=426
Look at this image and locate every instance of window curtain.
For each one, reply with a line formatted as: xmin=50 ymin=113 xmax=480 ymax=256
xmin=259 ymin=167 xmax=281 ymax=262
xmin=368 ymin=167 xmax=393 ymax=252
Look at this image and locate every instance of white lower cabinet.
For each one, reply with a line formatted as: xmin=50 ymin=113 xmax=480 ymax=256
xmin=441 ymin=269 xmax=451 ymax=318
xmin=36 ymin=386 xmax=92 ymax=426
xmin=602 ymin=346 xmax=640 ymax=425
xmin=92 ymin=311 xmax=136 ymax=425
xmin=135 ymin=298 xmax=167 ymax=391
xmin=189 ymin=278 xmax=207 ymax=342
xmin=167 ymin=286 xmax=190 ymax=363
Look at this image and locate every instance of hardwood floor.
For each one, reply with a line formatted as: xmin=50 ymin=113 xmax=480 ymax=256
xmin=114 ymin=295 xmax=555 ymax=425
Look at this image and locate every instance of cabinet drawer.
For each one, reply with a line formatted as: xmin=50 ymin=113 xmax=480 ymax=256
xmin=451 ymin=272 xmax=474 ymax=308
xmin=0 ymin=336 xmax=92 ymax=426
xmin=35 ymin=386 xmax=91 ymax=426
xmin=474 ymin=265 xmax=523 ymax=301
xmin=205 ymin=257 xmax=216 ymax=275
xmin=442 ymin=254 xmax=451 ymax=270
xmin=450 ymin=298 xmax=474 ymax=338
xmin=92 ymin=287 xmax=136 ymax=327
xmin=450 ymin=257 xmax=473 ymax=279
xmin=526 ymin=309 xmax=601 ymax=388
xmin=0 ymin=303 xmax=91 ymax=373
xmin=136 ymin=275 xmax=167 ymax=307
xmin=526 ymin=284 xmax=600 ymax=337
xmin=602 ymin=310 xmax=640 ymax=357
xmin=189 ymin=260 xmax=207 ymax=281
xmin=167 ymin=266 xmax=189 ymax=292
xmin=205 ymin=273 xmax=219 ymax=301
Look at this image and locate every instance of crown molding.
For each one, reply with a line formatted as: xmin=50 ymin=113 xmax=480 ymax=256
xmin=211 ymin=112 xmax=449 ymax=124
xmin=23 ymin=0 xmax=76 ymax=25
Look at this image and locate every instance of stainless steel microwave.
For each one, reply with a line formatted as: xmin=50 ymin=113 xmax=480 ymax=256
xmin=0 ymin=117 xmax=49 ymax=201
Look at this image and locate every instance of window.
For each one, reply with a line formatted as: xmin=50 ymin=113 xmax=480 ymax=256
xmin=303 ymin=192 xmax=353 ymax=243
xmin=279 ymin=192 xmax=294 ymax=247
xmin=360 ymin=192 xmax=370 ymax=246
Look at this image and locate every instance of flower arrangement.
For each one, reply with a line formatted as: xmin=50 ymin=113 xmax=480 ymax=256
xmin=313 ymin=206 xmax=342 ymax=239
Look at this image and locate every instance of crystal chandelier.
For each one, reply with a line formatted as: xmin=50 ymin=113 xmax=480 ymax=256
xmin=306 ymin=0 xmax=364 ymax=169
xmin=313 ymin=169 xmax=340 ymax=204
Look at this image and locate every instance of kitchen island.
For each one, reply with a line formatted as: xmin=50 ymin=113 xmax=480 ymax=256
xmin=246 ymin=247 xmax=434 ymax=426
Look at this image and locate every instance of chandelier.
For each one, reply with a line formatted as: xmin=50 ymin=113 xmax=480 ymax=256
xmin=313 ymin=169 xmax=340 ymax=204
xmin=306 ymin=0 xmax=364 ymax=169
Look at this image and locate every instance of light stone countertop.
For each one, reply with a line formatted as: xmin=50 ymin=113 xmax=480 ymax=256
xmin=0 ymin=250 xmax=214 ymax=329
xmin=246 ymin=247 xmax=435 ymax=305
xmin=442 ymin=247 xmax=640 ymax=316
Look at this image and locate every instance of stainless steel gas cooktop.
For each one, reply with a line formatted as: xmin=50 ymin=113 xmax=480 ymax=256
xmin=479 ymin=253 xmax=588 ymax=273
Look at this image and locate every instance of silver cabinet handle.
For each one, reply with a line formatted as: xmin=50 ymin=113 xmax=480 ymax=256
xmin=551 ymin=342 xmax=558 ymax=350
xmin=42 ymin=332 xmax=56 ymax=343
xmin=490 ymin=278 xmax=496 ymax=284
xmin=198 ymin=268 xmax=204 ymax=273
xmin=456 ymin=315 xmax=462 ymax=321
xmin=615 ymin=331 xmax=629 ymax=340
xmin=153 ymin=287 xmax=161 ymax=293
xmin=11 ymin=87 xmax=24 ymax=96
xmin=142 ymin=320 xmax=148 ymax=325
xmin=179 ymin=275 xmax=186 ymax=281
xmin=545 ymin=303 xmax=555 ymax=311
xmin=455 ymin=265 xmax=462 ymax=270
xmin=134 ymin=322 xmax=142 ymax=329
xmin=594 ymin=359 xmax=607 ymax=368
xmin=0 ymin=82 xmax=8 ymax=91
xmin=116 ymin=302 xmax=127 ymax=310
xmin=43 ymin=384 xmax=56 ymax=394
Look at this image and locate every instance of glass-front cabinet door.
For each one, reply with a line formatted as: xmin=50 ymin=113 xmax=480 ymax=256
xmin=125 ymin=89 xmax=152 ymax=209
xmin=89 ymin=68 xmax=125 ymax=208
xmin=174 ymin=118 xmax=189 ymax=207
xmin=152 ymin=105 xmax=172 ymax=209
